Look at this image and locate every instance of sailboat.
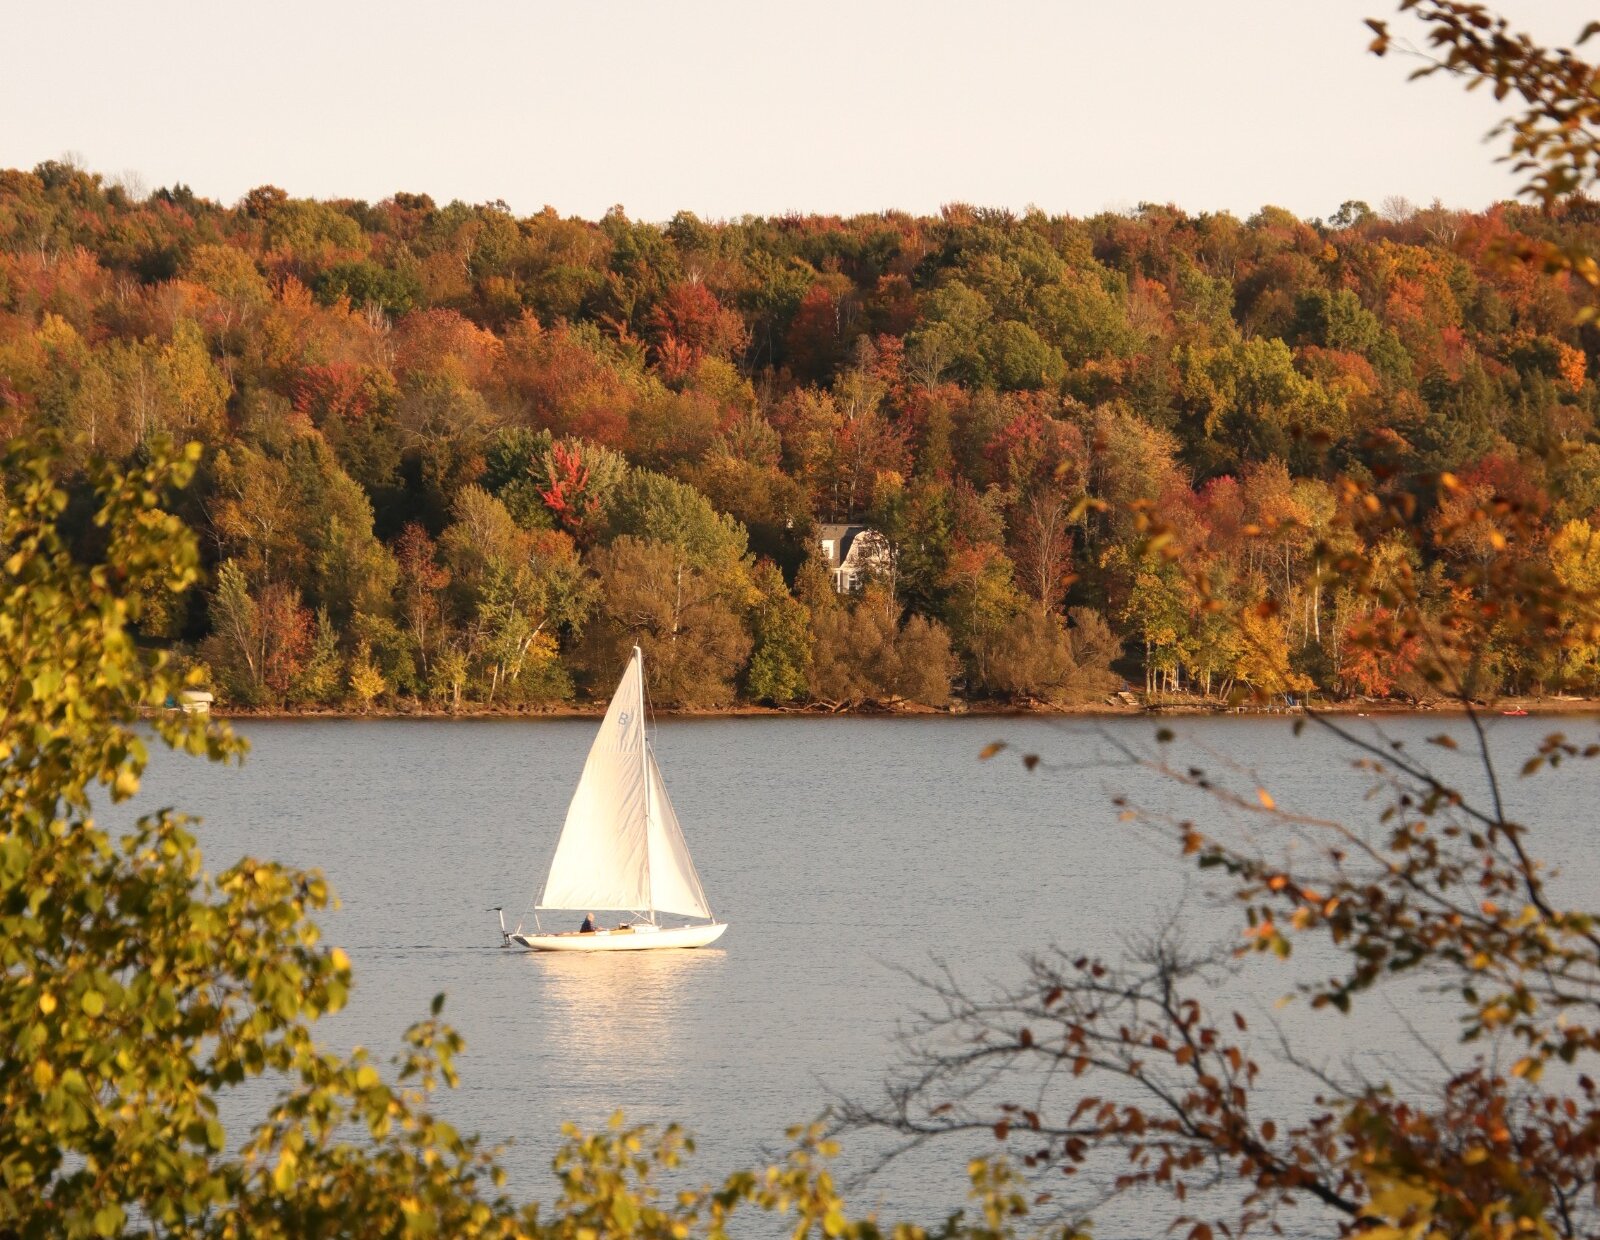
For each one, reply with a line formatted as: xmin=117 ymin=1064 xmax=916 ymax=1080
xmin=496 ymin=646 xmax=728 ymax=952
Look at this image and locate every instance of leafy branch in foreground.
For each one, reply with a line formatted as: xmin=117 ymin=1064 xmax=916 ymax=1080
xmin=1370 ymin=2 xmax=1600 ymax=305
xmin=0 ymin=433 xmax=1073 ymax=1238
xmin=1 ymin=435 xmax=504 ymax=1236
xmin=1369 ymin=1 xmax=1600 ymax=206
xmin=844 ymin=474 xmax=1600 ymax=1240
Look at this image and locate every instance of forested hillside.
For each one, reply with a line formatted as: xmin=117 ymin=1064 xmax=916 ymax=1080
xmin=3 ymin=161 xmax=1598 ymax=709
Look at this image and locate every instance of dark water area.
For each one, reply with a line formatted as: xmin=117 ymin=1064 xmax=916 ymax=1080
xmin=129 ymin=713 xmax=1600 ymax=1235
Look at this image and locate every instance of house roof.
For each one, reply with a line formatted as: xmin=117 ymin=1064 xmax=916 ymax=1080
xmin=817 ymin=524 xmax=888 ymax=570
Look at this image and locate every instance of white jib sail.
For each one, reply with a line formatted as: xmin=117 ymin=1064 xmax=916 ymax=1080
xmin=537 ymin=647 xmax=714 ymax=920
xmin=537 ymin=650 xmax=652 ymax=912
xmin=645 ymin=750 xmax=712 ymax=919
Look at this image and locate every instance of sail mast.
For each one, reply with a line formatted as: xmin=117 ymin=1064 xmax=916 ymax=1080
xmin=636 ymin=645 xmax=655 ymax=924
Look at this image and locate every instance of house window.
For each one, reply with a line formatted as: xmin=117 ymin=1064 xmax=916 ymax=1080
xmin=821 ymin=539 xmax=835 ymax=560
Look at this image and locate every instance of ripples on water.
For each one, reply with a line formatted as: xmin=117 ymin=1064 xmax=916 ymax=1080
xmin=130 ymin=713 xmax=1600 ymax=1234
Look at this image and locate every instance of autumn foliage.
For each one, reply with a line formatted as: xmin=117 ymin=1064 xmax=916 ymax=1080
xmin=2 ymin=145 xmax=1599 ymax=709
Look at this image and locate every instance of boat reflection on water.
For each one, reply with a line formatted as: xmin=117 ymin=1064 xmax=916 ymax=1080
xmin=525 ymin=948 xmax=728 ymax=1109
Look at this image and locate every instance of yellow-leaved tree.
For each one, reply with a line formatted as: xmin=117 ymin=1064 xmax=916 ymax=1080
xmin=0 ymin=434 xmax=1056 ymax=1239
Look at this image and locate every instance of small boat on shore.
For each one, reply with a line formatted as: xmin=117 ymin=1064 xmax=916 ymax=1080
xmin=495 ymin=646 xmax=727 ymax=953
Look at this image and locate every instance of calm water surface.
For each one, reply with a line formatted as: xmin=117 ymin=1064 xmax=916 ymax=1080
xmin=131 ymin=713 xmax=1600 ymax=1232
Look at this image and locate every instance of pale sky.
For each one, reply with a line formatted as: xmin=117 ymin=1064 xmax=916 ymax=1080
xmin=4 ymin=1 xmax=1592 ymax=222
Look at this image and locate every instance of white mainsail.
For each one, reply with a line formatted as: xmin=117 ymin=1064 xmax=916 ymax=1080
xmin=536 ymin=647 xmax=713 ymax=921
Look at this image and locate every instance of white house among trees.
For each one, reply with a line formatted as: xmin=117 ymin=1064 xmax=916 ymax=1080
xmin=816 ymin=524 xmax=893 ymax=592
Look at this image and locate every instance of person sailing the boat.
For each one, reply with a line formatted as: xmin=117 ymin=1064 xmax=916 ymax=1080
xmin=579 ymin=912 xmax=599 ymax=933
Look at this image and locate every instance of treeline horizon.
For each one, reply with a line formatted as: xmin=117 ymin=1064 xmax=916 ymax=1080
xmin=3 ymin=159 xmax=1599 ymax=710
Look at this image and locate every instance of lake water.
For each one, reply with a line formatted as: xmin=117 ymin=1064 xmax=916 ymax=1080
xmin=130 ymin=712 xmax=1600 ymax=1234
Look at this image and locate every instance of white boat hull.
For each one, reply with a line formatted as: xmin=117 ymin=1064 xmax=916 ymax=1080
xmin=509 ymin=922 xmax=728 ymax=952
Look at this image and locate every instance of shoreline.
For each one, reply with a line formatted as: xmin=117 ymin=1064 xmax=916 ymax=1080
xmin=181 ymin=695 xmax=1600 ymax=723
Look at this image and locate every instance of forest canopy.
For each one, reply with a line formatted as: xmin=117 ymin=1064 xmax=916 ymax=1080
xmin=2 ymin=163 xmax=1598 ymax=709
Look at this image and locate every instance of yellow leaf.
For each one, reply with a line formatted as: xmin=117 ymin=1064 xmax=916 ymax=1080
xmin=38 ymin=992 xmax=56 ymax=1015
xmin=330 ymin=947 xmax=351 ymax=973
xmin=272 ymin=1149 xmax=297 ymax=1193
xmin=356 ymin=1064 xmax=380 ymax=1090
xmin=81 ymin=990 xmax=105 ymax=1017
xmin=1368 ymin=1179 xmax=1436 ymax=1220
xmin=1257 ymin=788 xmax=1276 ymax=811
xmin=978 ymin=742 xmax=1006 ymax=761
